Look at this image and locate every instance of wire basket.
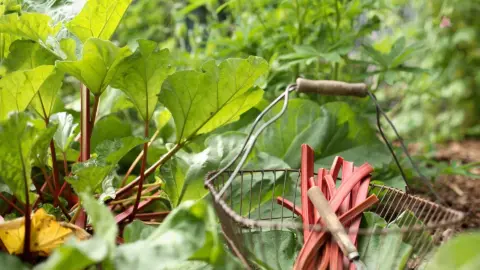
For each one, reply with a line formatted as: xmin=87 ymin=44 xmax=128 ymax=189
xmin=206 ymin=169 xmax=464 ymax=269
xmin=203 ymin=79 xmax=465 ymax=270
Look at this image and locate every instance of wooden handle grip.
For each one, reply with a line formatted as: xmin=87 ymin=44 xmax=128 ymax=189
xmin=307 ymin=186 xmax=360 ymax=261
xmin=296 ymin=78 xmax=368 ymax=97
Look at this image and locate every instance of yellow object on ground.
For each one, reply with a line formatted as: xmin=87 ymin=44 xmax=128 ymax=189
xmin=0 ymin=209 xmax=90 ymax=255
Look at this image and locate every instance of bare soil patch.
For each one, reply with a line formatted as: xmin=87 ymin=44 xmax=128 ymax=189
xmin=411 ymin=140 xmax=480 ymax=230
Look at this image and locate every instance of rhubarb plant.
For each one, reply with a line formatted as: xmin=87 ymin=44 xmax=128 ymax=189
xmin=0 ymin=0 xmax=270 ymax=266
xmin=0 ymin=0 xmax=412 ymax=268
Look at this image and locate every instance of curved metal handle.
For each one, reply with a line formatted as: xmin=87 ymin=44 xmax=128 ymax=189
xmin=296 ymin=78 xmax=368 ymax=97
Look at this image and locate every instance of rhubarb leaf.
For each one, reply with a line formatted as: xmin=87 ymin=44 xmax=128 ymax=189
xmin=0 ymin=113 xmax=45 ymax=203
xmin=30 ymin=69 xmax=65 ymax=120
xmin=4 ymin=40 xmax=58 ymax=72
xmin=80 ymin=193 xmax=117 ymax=250
xmin=91 ymin=115 xmax=132 ymax=150
xmin=36 ymin=193 xmax=116 ymax=270
xmin=159 ymin=56 xmax=267 ymax=142
xmin=31 ymin=123 xmax=57 ymax=168
xmin=0 ymin=65 xmax=56 ymax=121
xmin=359 ymin=224 xmax=412 ymax=270
xmin=3 ymin=40 xmax=64 ymax=118
xmin=391 ymin=210 xmax=432 ymax=251
xmin=254 ymin=99 xmax=391 ymax=168
xmin=66 ymin=0 xmax=132 ymax=42
xmin=0 ymin=1 xmax=21 ymax=16
xmin=59 ymin=38 xmax=77 ymax=61
xmin=0 ymin=252 xmax=29 ymax=270
xmin=243 ymin=230 xmax=301 ymax=270
xmin=0 ymin=13 xmax=60 ymax=44
xmin=50 ymin=112 xmax=79 ymax=153
xmin=95 ymin=136 xmax=147 ymax=164
xmin=67 ymin=137 xmax=145 ymax=194
xmin=123 ymin=220 xmax=156 ymax=243
xmin=111 ymin=39 xmax=175 ymax=121
xmin=426 ymin=232 xmax=480 ymax=270
xmin=114 ymin=200 xmax=238 ymax=269
xmin=56 ymin=38 xmax=132 ymax=95
xmin=34 ymin=237 xmax=109 ymax=270
xmin=162 ymin=132 xmax=289 ymax=208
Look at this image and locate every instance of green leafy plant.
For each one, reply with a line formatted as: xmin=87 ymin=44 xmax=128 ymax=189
xmin=0 ymin=0 xmax=474 ymax=269
xmin=0 ymin=0 xmax=271 ymax=266
xmin=425 ymin=231 xmax=480 ymax=270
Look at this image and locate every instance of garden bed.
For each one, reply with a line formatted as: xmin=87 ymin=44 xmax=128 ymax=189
xmin=412 ymin=140 xmax=480 ymax=230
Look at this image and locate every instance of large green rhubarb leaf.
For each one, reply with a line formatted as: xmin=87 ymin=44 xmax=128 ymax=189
xmin=255 ymin=99 xmax=391 ymax=169
xmin=31 ymin=123 xmax=57 ymax=168
xmin=115 ymin=200 xmax=240 ymax=269
xmin=0 ymin=33 xmax=17 ymax=61
xmin=159 ymin=56 xmax=267 ymax=142
xmin=123 ymin=220 xmax=156 ymax=243
xmin=111 ymin=39 xmax=175 ymax=121
xmin=0 ymin=0 xmax=21 ymax=61
xmin=0 ymin=65 xmax=56 ymax=120
xmin=0 ymin=13 xmax=60 ymax=44
xmin=0 ymin=252 xmax=29 ymax=270
xmin=66 ymin=0 xmax=132 ymax=42
xmin=0 ymin=0 xmax=21 ymax=16
xmin=30 ymin=69 xmax=64 ymax=120
xmin=80 ymin=193 xmax=117 ymax=251
xmin=161 ymin=132 xmax=290 ymax=207
xmin=2 ymin=40 xmax=64 ymax=119
xmin=4 ymin=40 xmax=58 ymax=72
xmin=34 ymin=237 xmax=109 ymax=270
xmin=0 ymin=113 xmax=49 ymax=203
xmin=56 ymin=38 xmax=131 ymax=95
xmin=426 ymin=232 xmax=480 ymax=270
xmin=67 ymin=136 xmax=146 ymax=195
xmin=243 ymin=230 xmax=301 ymax=270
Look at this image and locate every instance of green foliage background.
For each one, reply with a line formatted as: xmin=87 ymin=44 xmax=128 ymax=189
xmin=0 ymin=0 xmax=477 ymax=269
xmin=113 ymin=0 xmax=480 ymax=142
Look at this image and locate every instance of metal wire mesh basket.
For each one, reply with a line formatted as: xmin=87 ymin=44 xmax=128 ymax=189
xmin=204 ymin=79 xmax=465 ymax=270
xmin=206 ymin=169 xmax=464 ymax=269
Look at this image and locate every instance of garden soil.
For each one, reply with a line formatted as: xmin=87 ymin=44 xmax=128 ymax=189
xmin=411 ymin=140 xmax=480 ymax=231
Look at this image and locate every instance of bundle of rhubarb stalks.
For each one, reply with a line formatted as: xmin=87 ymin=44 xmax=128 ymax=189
xmin=276 ymin=145 xmax=380 ymax=270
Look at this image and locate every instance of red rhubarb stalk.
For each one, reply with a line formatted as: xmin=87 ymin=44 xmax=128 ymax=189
xmin=329 ymin=242 xmax=340 ymax=270
xmin=324 ymin=175 xmax=336 ymax=198
xmin=339 ymin=161 xmax=354 ymax=269
xmin=276 ymin=197 xmax=302 ymax=217
xmin=300 ymin=144 xmax=315 ymax=242
xmin=340 ymin=161 xmax=354 ymax=214
xmin=328 ymin=159 xmax=344 ymax=270
xmin=325 ymin=163 xmax=373 ymax=216
xmin=317 ymin=168 xmax=325 ymax=190
xmin=294 ymin=194 xmax=379 ymax=270
xmin=349 ymin=176 xmax=371 ymax=244
xmin=115 ymin=192 xmax=160 ymax=223
xmin=294 ymin=164 xmax=374 ymax=270
xmin=329 ymin=156 xmax=344 ymax=180
xmin=351 ymin=165 xmax=360 ymax=207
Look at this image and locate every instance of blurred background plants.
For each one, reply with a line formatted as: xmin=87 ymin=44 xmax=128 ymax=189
xmin=18 ymin=0 xmax=478 ymax=190
xmin=111 ymin=0 xmax=480 ymax=143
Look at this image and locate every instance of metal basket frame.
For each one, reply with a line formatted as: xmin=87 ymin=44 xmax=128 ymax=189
xmin=201 ymin=82 xmax=466 ymax=269
xmin=206 ymin=169 xmax=464 ymax=234
xmin=205 ymin=169 xmax=465 ymax=269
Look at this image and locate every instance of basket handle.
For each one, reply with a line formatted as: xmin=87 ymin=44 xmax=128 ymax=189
xmin=307 ymin=186 xmax=360 ymax=261
xmin=296 ymin=78 xmax=368 ymax=97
